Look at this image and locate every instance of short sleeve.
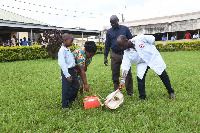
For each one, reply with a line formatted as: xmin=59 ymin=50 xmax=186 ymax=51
xmin=77 ymin=49 xmax=86 ymax=67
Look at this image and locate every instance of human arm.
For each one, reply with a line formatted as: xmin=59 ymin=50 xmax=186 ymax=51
xmin=104 ymin=32 xmax=111 ymax=66
xmin=118 ymin=51 xmax=132 ymax=90
xmin=78 ymin=66 xmax=89 ymax=92
xmin=118 ymin=70 xmax=128 ymax=90
xmin=183 ymin=34 xmax=186 ymax=39
xmin=126 ymin=27 xmax=133 ymax=39
xmin=144 ymin=35 xmax=155 ymax=45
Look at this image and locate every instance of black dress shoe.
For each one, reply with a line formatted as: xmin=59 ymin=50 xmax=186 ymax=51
xmin=169 ymin=93 xmax=175 ymax=99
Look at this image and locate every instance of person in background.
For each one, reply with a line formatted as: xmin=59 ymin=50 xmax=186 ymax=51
xmin=32 ymin=39 xmax=38 ymax=45
xmin=19 ymin=39 xmax=22 ymax=46
xmin=171 ymin=35 xmax=176 ymax=42
xmin=72 ymin=41 xmax=97 ymax=98
xmin=117 ymin=35 xmax=175 ymax=101
xmin=193 ymin=33 xmax=199 ymax=39
xmin=21 ymin=37 xmax=29 ymax=46
xmin=184 ymin=31 xmax=192 ymax=39
xmin=28 ymin=38 xmax=32 ymax=46
xmin=38 ymin=34 xmax=43 ymax=45
xmin=11 ymin=35 xmax=16 ymax=46
xmin=58 ymin=33 xmax=79 ymax=109
xmin=6 ymin=40 xmax=11 ymax=47
xmin=3 ymin=41 xmax=6 ymax=47
xmin=162 ymin=35 xmax=167 ymax=41
xmin=104 ymin=15 xmax=134 ymax=96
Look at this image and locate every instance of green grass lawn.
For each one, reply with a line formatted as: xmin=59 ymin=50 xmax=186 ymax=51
xmin=0 ymin=51 xmax=199 ymax=132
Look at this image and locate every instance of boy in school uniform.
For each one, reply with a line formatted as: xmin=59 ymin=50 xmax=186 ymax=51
xmin=58 ymin=33 xmax=79 ymax=109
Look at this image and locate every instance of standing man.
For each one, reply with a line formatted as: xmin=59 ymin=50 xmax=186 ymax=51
xmin=104 ymin=15 xmax=133 ymax=95
xmin=117 ymin=35 xmax=175 ymax=101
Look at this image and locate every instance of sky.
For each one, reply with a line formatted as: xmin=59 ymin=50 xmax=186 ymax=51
xmin=0 ymin=0 xmax=200 ymax=31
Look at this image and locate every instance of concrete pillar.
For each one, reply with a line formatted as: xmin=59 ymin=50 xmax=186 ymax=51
xmin=17 ymin=32 xmax=19 ymax=42
xmin=31 ymin=29 xmax=32 ymax=41
xmin=99 ymin=34 xmax=100 ymax=45
xmin=167 ymin=33 xmax=168 ymax=42
xmin=82 ymin=32 xmax=83 ymax=45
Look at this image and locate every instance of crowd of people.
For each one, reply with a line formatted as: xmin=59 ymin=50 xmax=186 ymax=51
xmin=162 ymin=31 xmax=199 ymax=41
xmin=59 ymin=15 xmax=176 ymax=110
xmin=0 ymin=35 xmax=40 ymax=47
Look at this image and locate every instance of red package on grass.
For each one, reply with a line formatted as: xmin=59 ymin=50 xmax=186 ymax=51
xmin=83 ymin=96 xmax=102 ymax=109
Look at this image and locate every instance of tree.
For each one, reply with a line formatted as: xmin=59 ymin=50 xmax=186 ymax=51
xmin=45 ymin=29 xmax=64 ymax=59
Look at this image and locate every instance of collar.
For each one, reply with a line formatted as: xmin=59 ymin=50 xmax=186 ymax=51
xmin=62 ymin=45 xmax=70 ymax=51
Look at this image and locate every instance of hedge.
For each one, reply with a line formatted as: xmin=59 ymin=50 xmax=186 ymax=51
xmin=0 ymin=45 xmax=104 ymax=62
xmin=155 ymin=40 xmax=200 ymax=52
xmin=0 ymin=46 xmax=49 ymax=62
xmin=1 ymin=41 xmax=199 ymax=62
xmin=69 ymin=45 xmax=105 ymax=54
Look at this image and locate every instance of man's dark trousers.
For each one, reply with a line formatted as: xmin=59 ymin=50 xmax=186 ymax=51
xmin=61 ymin=69 xmax=79 ymax=108
xmin=137 ymin=66 xmax=174 ymax=99
xmin=110 ymin=51 xmax=133 ymax=95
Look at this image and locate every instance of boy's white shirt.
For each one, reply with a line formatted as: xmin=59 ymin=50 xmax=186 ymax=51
xmin=121 ymin=35 xmax=166 ymax=80
xmin=58 ymin=45 xmax=75 ymax=78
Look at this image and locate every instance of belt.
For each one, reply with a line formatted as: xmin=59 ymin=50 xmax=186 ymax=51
xmin=112 ymin=50 xmax=124 ymax=55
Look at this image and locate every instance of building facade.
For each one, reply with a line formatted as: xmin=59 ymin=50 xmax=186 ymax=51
xmin=103 ymin=11 xmax=200 ymax=41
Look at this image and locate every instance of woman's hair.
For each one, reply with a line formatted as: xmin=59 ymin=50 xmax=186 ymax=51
xmin=84 ymin=41 xmax=97 ymax=53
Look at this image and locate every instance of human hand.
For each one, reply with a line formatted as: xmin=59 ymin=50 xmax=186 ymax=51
xmin=84 ymin=84 xmax=89 ymax=93
xmin=67 ymin=76 xmax=72 ymax=82
xmin=118 ymin=82 xmax=124 ymax=91
xmin=104 ymin=59 xmax=108 ymax=66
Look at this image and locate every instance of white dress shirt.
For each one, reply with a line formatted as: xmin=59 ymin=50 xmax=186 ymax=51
xmin=193 ymin=34 xmax=198 ymax=39
xmin=58 ymin=45 xmax=75 ymax=78
xmin=121 ymin=35 xmax=166 ymax=80
xmin=121 ymin=48 xmax=144 ymax=71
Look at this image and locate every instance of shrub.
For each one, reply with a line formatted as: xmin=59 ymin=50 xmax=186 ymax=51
xmin=96 ymin=44 xmax=105 ymax=54
xmin=155 ymin=40 xmax=200 ymax=52
xmin=1 ymin=40 xmax=198 ymax=62
xmin=0 ymin=46 xmax=49 ymax=62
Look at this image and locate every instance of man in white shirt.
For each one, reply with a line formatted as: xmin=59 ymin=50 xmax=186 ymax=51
xmin=58 ymin=33 xmax=79 ymax=109
xmin=117 ymin=35 xmax=175 ymax=101
xmin=193 ymin=33 xmax=198 ymax=39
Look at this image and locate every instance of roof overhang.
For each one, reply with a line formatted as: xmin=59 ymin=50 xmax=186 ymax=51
xmin=0 ymin=22 xmax=100 ymax=36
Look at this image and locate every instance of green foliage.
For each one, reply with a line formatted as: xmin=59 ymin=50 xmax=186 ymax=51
xmin=1 ymin=40 xmax=199 ymax=62
xmin=45 ymin=30 xmax=63 ymax=60
xmin=0 ymin=46 xmax=49 ymax=62
xmin=156 ymin=40 xmax=200 ymax=52
xmin=0 ymin=52 xmax=200 ymax=132
xmin=69 ymin=45 xmax=79 ymax=52
xmin=96 ymin=44 xmax=105 ymax=54
xmin=69 ymin=45 xmax=105 ymax=54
